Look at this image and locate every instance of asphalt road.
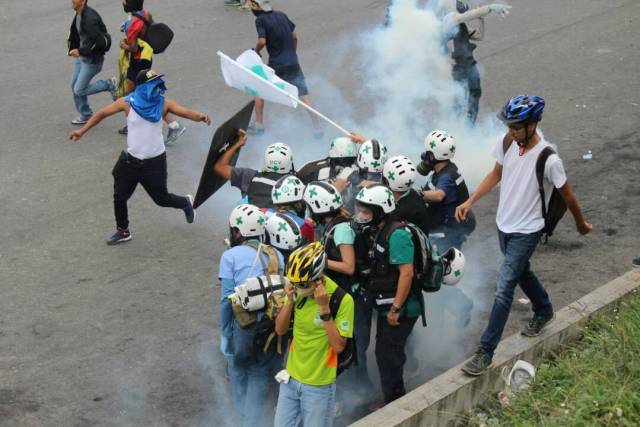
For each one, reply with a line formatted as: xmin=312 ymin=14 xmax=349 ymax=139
xmin=1 ymin=0 xmax=639 ymax=426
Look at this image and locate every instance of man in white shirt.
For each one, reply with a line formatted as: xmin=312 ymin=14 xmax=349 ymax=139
xmin=455 ymin=95 xmax=592 ymax=376
xmin=69 ymin=70 xmax=211 ymax=245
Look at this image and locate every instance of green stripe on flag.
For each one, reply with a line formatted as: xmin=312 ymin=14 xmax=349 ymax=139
xmin=250 ymin=65 xmax=268 ymax=80
xmin=275 ymin=82 xmax=285 ymax=90
xmin=243 ymin=86 xmax=259 ymax=97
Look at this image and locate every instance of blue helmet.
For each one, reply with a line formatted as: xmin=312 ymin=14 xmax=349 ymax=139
xmin=498 ymin=95 xmax=545 ymax=124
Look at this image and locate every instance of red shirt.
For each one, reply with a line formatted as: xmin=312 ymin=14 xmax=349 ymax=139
xmin=127 ymin=11 xmax=150 ymax=60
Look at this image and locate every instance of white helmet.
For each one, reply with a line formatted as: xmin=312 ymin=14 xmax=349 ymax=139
xmin=354 ymin=184 xmax=395 ymax=214
xmin=272 ymin=175 xmax=305 ymax=205
xmin=441 ymin=247 xmax=466 ymax=285
xmin=424 ymin=130 xmax=456 ymax=161
xmin=229 ymin=204 xmax=266 ymax=237
xmin=264 ymin=142 xmax=294 ymax=173
xmin=266 ymin=212 xmax=303 ymax=251
xmin=328 ymin=137 xmax=357 ymax=159
xmin=357 ymin=139 xmax=388 ymax=173
xmin=303 ymin=181 xmax=343 ymax=214
xmin=383 ymin=156 xmax=417 ymax=192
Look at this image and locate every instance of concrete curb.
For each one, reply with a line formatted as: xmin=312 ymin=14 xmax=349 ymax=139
xmin=350 ymin=269 xmax=640 ymax=427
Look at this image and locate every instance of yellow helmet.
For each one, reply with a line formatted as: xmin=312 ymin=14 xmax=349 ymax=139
xmin=285 ymin=242 xmax=327 ymax=285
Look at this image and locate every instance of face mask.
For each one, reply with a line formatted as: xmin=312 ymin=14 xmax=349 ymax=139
xmin=354 ymin=211 xmax=373 ymax=224
xmin=296 ymin=287 xmax=315 ymax=298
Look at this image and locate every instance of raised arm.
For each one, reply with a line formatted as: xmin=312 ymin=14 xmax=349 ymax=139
xmin=213 ymin=131 xmax=247 ymax=180
xmin=164 ymin=99 xmax=211 ymax=124
xmin=69 ymin=98 xmax=128 ymax=141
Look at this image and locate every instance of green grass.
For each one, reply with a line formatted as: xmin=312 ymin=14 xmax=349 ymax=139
xmin=471 ymin=291 xmax=640 ymax=427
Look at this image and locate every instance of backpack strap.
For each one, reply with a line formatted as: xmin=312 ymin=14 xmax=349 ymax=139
xmin=329 ymin=285 xmax=346 ymax=318
xmin=502 ymin=133 xmax=514 ymax=155
xmin=536 ymin=147 xmax=556 ymax=243
xmin=243 ymin=241 xmax=280 ymax=275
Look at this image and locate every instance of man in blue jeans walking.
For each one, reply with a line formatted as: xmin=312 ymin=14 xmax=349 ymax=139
xmin=68 ymin=0 xmax=116 ymax=125
xmin=455 ymin=95 xmax=592 ymax=376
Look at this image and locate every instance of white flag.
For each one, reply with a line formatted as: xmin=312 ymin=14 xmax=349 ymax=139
xmin=218 ymin=50 xmax=299 ymax=108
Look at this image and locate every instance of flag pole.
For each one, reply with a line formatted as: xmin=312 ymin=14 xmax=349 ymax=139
xmin=283 ymin=94 xmax=351 ymax=136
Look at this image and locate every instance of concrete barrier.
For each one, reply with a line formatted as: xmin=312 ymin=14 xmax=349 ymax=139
xmin=350 ymin=269 xmax=640 ymax=427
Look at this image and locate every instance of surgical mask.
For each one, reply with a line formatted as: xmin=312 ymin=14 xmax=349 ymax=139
xmin=296 ymin=287 xmax=315 ymax=298
xmin=354 ymin=211 xmax=373 ymax=224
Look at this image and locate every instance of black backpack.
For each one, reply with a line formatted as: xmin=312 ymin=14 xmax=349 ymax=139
xmin=503 ymin=135 xmax=567 ymax=242
xmin=328 ymin=286 xmax=357 ymax=376
xmin=382 ymin=221 xmax=444 ymax=327
xmin=133 ymin=12 xmax=174 ymax=54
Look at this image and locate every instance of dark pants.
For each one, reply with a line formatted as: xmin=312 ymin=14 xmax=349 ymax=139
xmin=375 ymin=314 xmax=418 ymax=403
xmin=112 ymin=151 xmax=188 ymax=229
xmin=479 ymin=230 xmax=553 ymax=357
xmin=452 ymin=63 xmax=481 ymax=125
xmin=339 ymin=288 xmax=374 ymax=398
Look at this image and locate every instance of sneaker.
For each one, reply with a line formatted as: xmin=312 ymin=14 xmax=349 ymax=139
xmin=108 ymin=76 xmax=118 ymax=101
xmin=224 ymin=0 xmax=241 ymax=6
xmin=118 ymin=125 xmax=128 ymax=135
xmin=461 ymin=351 xmax=492 ymax=376
xmin=71 ymin=116 xmax=91 ymax=125
xmin=632 ymin=257 xmax=640 ymax=268
xmin=106 ymin=228 xmax=132 ymax=246
xmin=184 ymin=195 xmax=196 ymax=224
xmin=166 ymin=123 xmax=187 ymax=145
xmin=521 ymin=313 xmax=555 ymax=337
xmin=246 ymin=122 xmax=265 ymax=136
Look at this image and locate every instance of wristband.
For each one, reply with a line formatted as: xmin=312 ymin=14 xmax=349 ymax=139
xmin=390 ymin=304 xmax=401 ymax=314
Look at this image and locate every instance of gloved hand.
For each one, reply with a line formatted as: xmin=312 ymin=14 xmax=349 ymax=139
xmin=488 ymin=3 xmax=511 ymax=17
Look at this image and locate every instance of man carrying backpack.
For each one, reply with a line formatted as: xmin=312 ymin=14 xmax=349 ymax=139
xmin=353 ymin=184 xmax=420 ymax=405
xmin=219 ymin=204 xmax=285 ymax=427
xmin=274 ymin=242 xmax=354 ymax=427
xmin=456 ymin=95 xmax=592 ymax=376
xmin=68 ymin=0 xmax=117 ymax=125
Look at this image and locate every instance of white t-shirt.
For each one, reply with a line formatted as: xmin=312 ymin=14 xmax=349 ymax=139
xmin=126 ymin=108 xmax=166 ymax=160
xmin=493 ymin=136 xmax=567 ymax=234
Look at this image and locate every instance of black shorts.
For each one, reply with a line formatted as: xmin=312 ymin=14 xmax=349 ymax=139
xmin=126 ymin=58 xmax=153 ymax=82
xmin=274 ymin=63 xmax=309 ymax=97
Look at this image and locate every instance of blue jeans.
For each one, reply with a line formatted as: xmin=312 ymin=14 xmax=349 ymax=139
xmin=274 ymin=377 xmax=336 ymax=427
xmin=227 ymin=318 xmax=280 ymax=427
xmin=479 ymin=230 xmax=553 ymax=357
xmin=71 ymin=57 xmax=111 ymax=119
xmin=452 ymin=63 xmax=481 ymax=125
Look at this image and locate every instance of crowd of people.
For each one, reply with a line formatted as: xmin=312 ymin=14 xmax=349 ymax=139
xmin=65 ymin=1 xmax=594 ymax=426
